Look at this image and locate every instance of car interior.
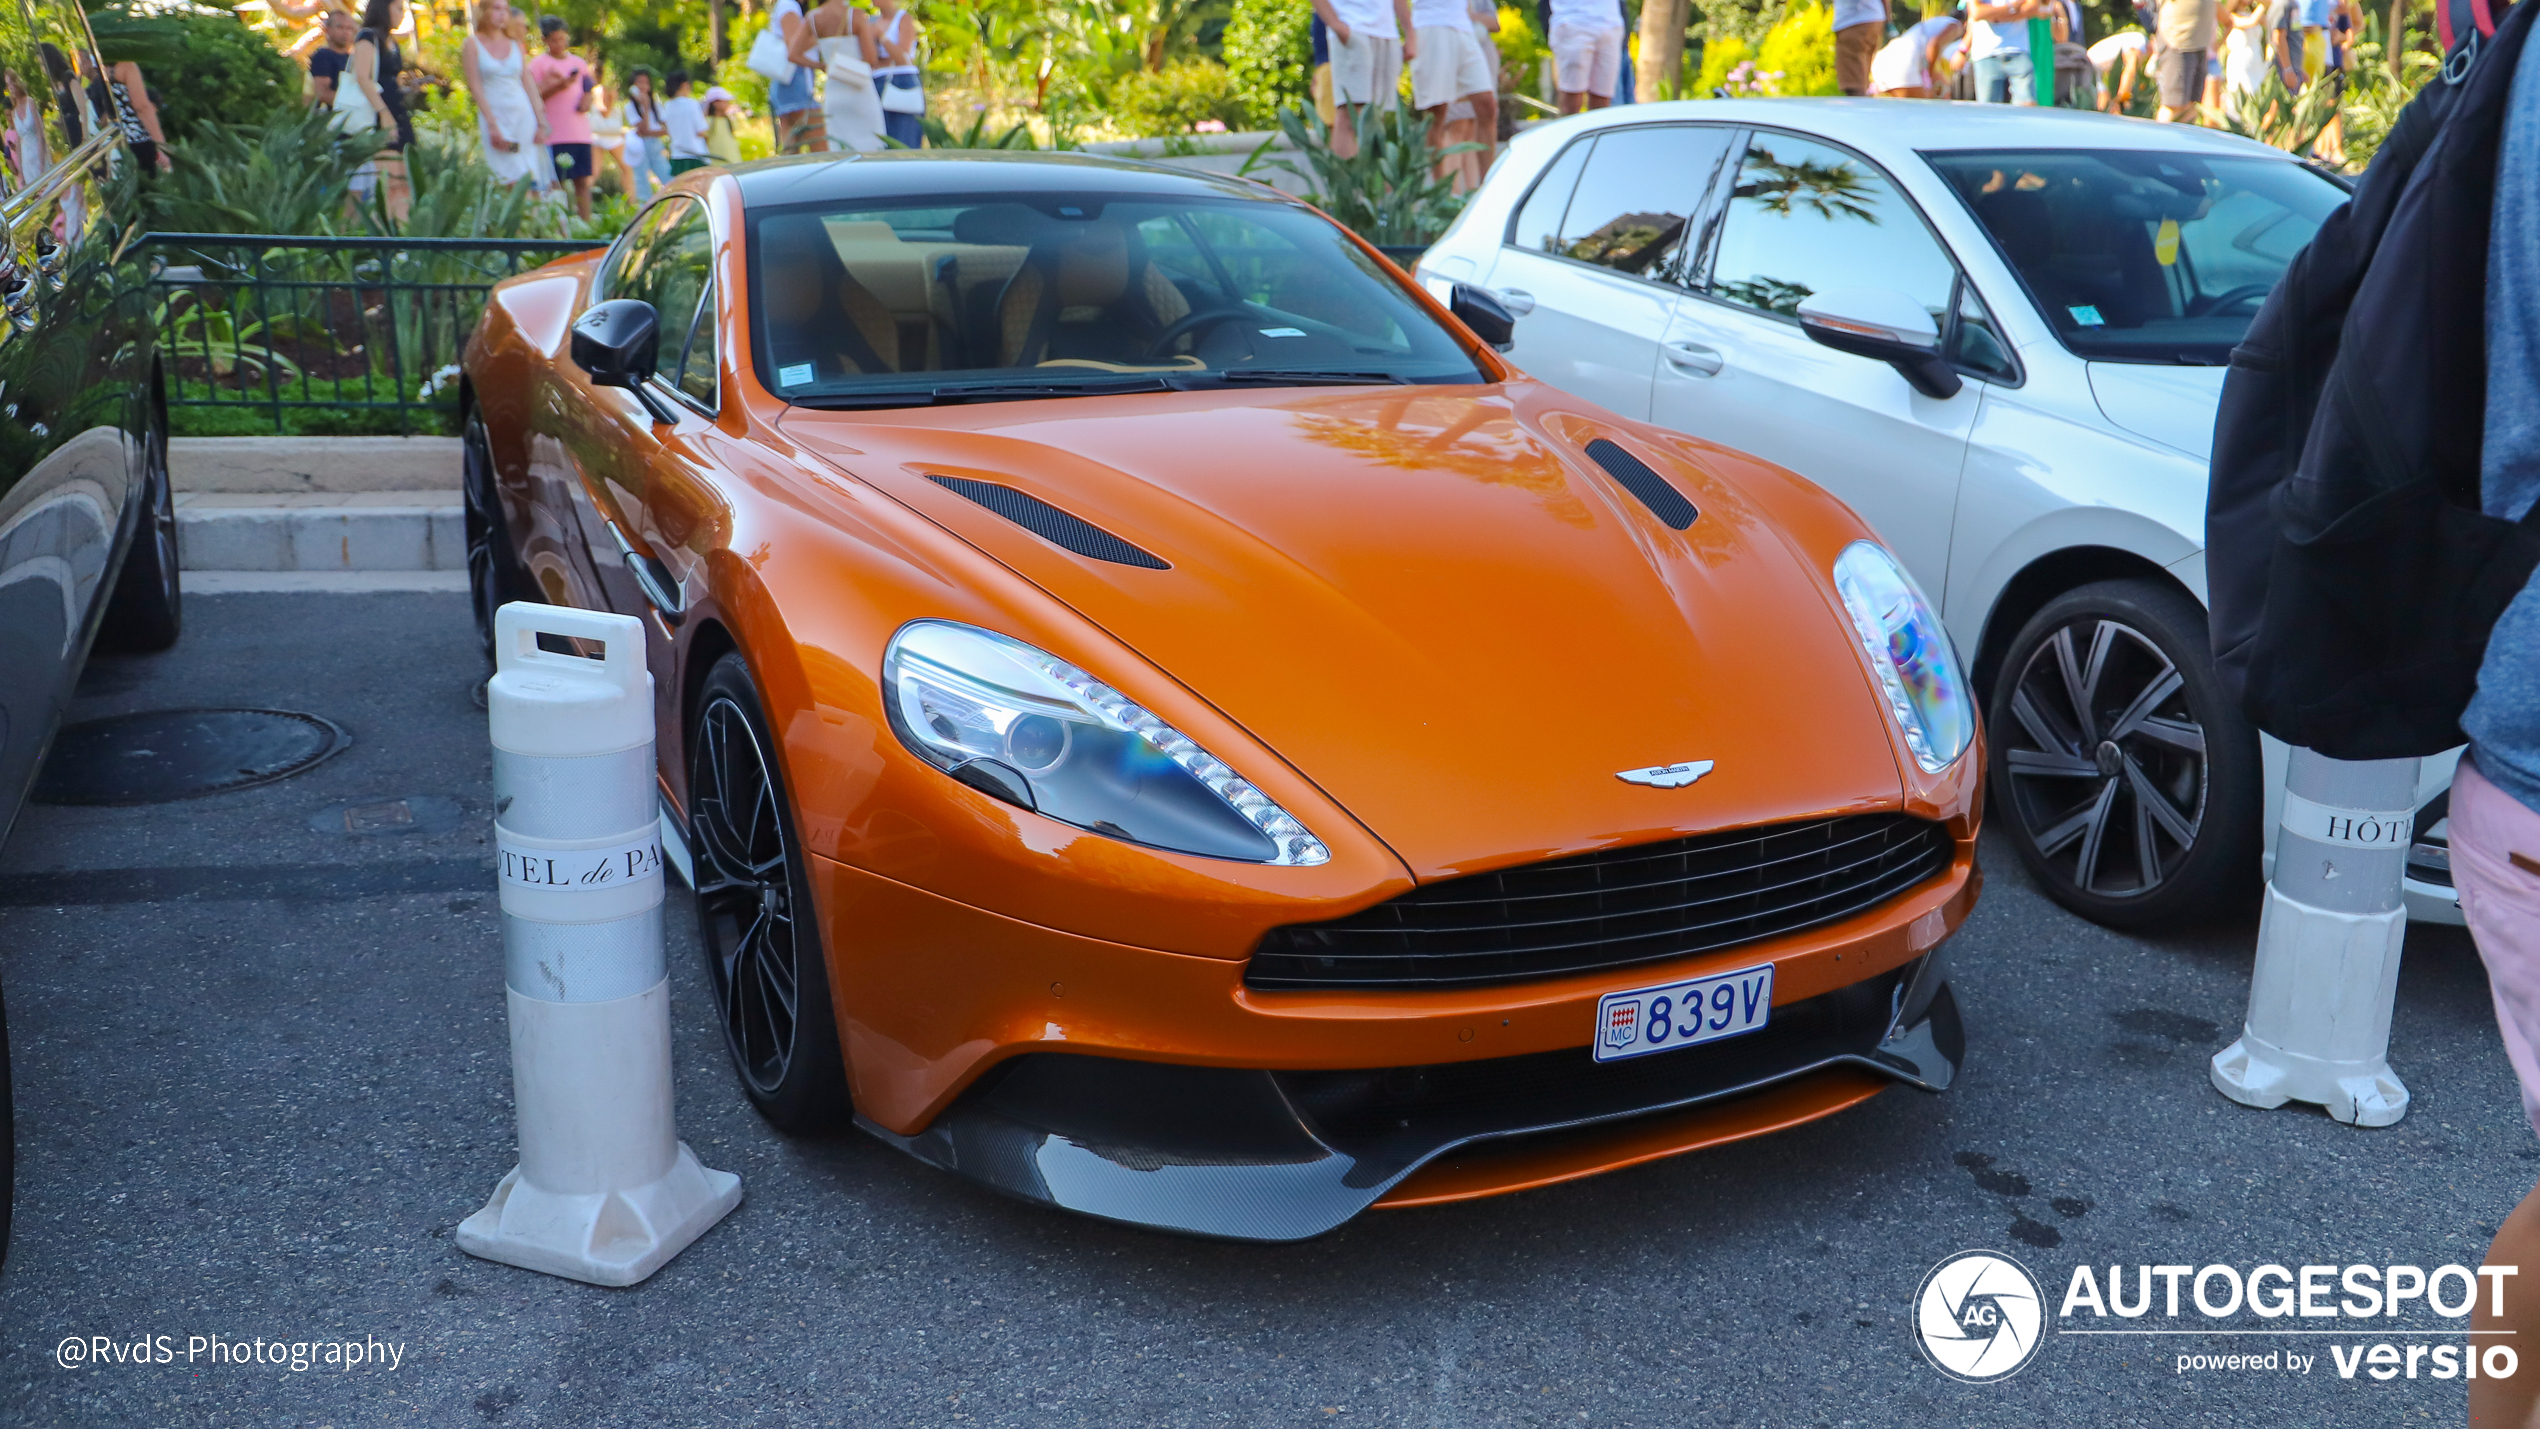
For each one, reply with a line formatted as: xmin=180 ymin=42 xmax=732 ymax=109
xmin=1925 ymin=148 xmax=2345 ymax=365
xmin=748 ymin=196 xmax=1477 ymax=393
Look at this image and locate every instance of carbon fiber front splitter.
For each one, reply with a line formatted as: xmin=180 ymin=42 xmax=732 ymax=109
xmin=856 ymin=948 xmax=1963 ymax=1242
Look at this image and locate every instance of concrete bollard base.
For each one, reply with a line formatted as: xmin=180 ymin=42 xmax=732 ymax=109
xmin=457 ymin=1146 xmax=742 ymax=1288
xmin=457 ymin=984 xmax=742 ymax=1287
xmin=2211 ymin=1031 xmax=2411 ymax=1127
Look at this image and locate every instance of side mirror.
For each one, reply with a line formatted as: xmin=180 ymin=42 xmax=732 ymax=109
xmin=1449 ymin=281 xmax=1517 ymax=352
xmin=1796 ymin=287 xmax=1963 ymax=400
xmin=572 ymin=299 xmax=679 ymax=423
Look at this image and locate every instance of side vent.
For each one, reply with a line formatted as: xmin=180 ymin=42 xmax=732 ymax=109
xmin=926 ymin=476 xmax=1170 ymax=569
xmin=1583 ymin=439 xmax=1699 ymax=531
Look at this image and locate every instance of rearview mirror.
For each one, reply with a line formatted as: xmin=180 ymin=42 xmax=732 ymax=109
xmin=1796 ymin=287 xmax=1962 ymax=400
xmin=1449 ymin=282 xmax=1517 ymax=352
xmin=572 ymin=299 xmax=679 ymax=423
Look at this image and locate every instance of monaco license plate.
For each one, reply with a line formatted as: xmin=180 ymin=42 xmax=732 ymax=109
xmin=1592 ymin=964 xmax=1773 ymax=1063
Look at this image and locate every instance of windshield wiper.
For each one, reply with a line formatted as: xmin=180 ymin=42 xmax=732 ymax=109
xmin=790 ymin=377 xmax=1178 ymax=410
xmin=1204 ymin=368 xmax=1408 ymax=387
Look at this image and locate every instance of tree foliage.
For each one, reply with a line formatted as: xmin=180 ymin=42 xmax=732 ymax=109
xmin=1222 ymin=0 xmax=1308 ymax=119
xmin=85 ymin=1 xmax=303 ymax=141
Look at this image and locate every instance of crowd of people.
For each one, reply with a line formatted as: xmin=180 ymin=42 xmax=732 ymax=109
xmin=1853 ymin=0 xmax=2366 ymax=141
xmin=258 ymin=0 xmax=2378 ymax=214
xmin=273 ymin=0 xmax=927 ymax=214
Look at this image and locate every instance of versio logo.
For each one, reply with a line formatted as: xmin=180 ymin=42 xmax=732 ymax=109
xmin=1916 ymin=1251 xmax=2047 ymax=1383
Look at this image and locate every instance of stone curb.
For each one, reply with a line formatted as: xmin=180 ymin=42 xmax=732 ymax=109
xmin=177 ymin=494 xmax=463 ymax=573
xmin=172 ymin=435 xmax=462 ymax=494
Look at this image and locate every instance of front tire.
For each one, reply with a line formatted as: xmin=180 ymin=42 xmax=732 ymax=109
xmin=1988 ymin=579 xmax=2260 ymax=930
xmin=463 ymin=406 xmax=537 ymax=664
xmin=688 ymin=653 xmax=848 ymax=1130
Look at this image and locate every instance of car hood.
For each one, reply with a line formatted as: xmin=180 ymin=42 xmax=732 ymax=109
xmin=2087 ymin=362 xmax=2225 ymax=460
xmin=782 ymin=386 xmax=1905 ymax=881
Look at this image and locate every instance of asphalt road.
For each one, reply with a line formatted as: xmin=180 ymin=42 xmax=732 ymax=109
xmin=0 ymin=590 xmax=2527 ymax=1427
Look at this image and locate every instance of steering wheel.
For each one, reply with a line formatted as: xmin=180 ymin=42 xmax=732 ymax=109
xmin=1141 ymin=307 xmax=1251 ymax=363
xmin=2187 ymin=284 xmax=2271 ymax=318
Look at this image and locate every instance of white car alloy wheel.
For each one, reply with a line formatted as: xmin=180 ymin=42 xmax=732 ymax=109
xmin=1989 ymin=580 xmax=2260 ymax=928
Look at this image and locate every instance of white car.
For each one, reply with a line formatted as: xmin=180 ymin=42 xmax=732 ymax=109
xmin=1418 ymin=99 xmax=2461 ymax=929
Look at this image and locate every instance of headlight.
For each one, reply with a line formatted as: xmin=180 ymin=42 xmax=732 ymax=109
xmin=1832 ymin=542 xmax=1973 ymax=773
xmin=882 ymin=620 xmax=1331 ymax=866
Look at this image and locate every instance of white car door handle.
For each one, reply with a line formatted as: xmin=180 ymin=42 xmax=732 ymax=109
xmin=1495 ymin=287 xmax=1536 ymax=315
xmin=1663 ymin=340 xmax=1724 ymax=376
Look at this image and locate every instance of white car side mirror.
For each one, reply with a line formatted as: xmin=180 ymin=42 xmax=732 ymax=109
xmin=1796 ymin=287 xmax=1962 ymax=399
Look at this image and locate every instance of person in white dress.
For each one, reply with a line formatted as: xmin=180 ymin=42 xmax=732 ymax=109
xmin=812 ymin=0 xmax=886 ymax=151
xmin=462 ymin=0 xmax=543 ymax=185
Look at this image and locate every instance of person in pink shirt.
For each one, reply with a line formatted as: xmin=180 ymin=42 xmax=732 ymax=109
xmin=528 ymin=16 xmax=595 ymax=218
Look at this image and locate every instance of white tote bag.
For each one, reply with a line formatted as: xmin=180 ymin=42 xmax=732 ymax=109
xmin=329 ymin=55 xmax=379 ymax=133
xmin=746 ymin=23 xmax=798 ymax=84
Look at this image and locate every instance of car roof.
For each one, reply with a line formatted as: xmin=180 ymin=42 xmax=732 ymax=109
xmin=727 ymin=150 xmax=1292 ymax=209
xmin=1529 ymin=97 xmax=2295 ymax=167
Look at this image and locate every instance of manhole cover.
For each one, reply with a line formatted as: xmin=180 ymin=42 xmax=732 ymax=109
xmin=308 ymin=794 xmax=462 ymax=837
xmin=32 ymin=708 xmax=349 ymax=806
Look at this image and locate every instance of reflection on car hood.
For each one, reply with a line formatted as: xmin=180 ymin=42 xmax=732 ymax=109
xmin=783 ymin=385 xmax=1904 ymax=880
xmin=2087 ymin=362 xmax=2225 ymax=460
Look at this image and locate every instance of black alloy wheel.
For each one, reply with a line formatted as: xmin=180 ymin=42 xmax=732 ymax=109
xmin=689 ymin=653 xmax=847 ymax=1130
xmin=97 ymin=385 xmax=180 ymax=652
xmin=462 ymin=406 xmax=537 ymax=664
xmin=1989 ymin=579 xmax=2259 ymax=930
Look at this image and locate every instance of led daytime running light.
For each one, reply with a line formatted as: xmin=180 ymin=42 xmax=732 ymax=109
xmin=1025 ymin=653 xmax=1332 ymax=868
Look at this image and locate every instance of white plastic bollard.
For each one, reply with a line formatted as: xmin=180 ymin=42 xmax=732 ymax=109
xmin=456 ymin=603 xmax=740 ymax=1286
xmin=2210 ymin=748 xmax=2423 ymax=1127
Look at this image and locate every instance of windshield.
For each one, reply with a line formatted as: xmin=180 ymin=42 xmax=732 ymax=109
xmin=746 ymin=193 xmax=1486 ymax=405
xmin=1923 ymin=149 xmax=2347 ymax=366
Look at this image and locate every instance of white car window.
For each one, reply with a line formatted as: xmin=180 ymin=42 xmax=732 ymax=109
xmin=1511 ymin=125 xmax=1733 ymax=283
xmin=1509 ymin=139 xmax=1591 ymax=255
xmin=1704 ymin=130 xmax=1958 ymax=325
xmin=1923 ymin=148 xmax=2345 ymax=365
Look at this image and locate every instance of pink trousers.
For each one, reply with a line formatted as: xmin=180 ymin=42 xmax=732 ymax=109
xmin=2456 ymin=759 xmax=2540 ymax=1135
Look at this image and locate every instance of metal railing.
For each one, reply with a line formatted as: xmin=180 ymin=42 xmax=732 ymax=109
xmin=145 ymin=234 xmax=594 ymax=436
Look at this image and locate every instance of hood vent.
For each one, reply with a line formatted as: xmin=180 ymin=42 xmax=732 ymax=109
xmin=1583 ymin=439 xmax=1698 ymax=531
xmin=927 ymin=475 xmax=1170 ymax=569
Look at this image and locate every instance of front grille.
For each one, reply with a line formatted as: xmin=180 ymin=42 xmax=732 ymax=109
xmin=1246 ymin=814 xmax=1953 ymax=990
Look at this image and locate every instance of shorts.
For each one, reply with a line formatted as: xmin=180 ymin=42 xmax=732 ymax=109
xmin=1330 ymin=27 xmax=1403 ymax=106
xmin=2154 ymin=44 xmax=2204 ymax=107
xmin=1835 ymin=20 xmax=1881 ymax=96
xmin=1550 ymin=21 xmax=1624 ymax=96
xmin=670 ymin=156 xmax=712 ymax=174
xmin=1411 ymin=23 xmax=1493 ymax=108
xmin=2453 ymin=759 xmax=2540 ymax=1135
xmin=550 ymin=141 xmax=593 ymax=182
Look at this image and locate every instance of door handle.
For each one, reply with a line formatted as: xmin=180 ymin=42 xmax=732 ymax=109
xmin=1495 ymin=287 xmax=1536 ymax=316
xmin=1663 ymin=340 xmax=1724 ymax=376
xmin=604 ymin=514 xmax=687 ymax=625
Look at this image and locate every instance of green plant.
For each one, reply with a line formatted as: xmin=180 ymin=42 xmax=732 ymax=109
xmin=143 ymin=103 xmax=383 ymax=235
xmin=1223 ymin=0 xmax=1308 ymax=121
xmin=918 ymin=108 xmax=1048 ymax=147
xmin=2336 ymin=40 xmax=2439 ymax=169
xmin=1110 ymin=57 xmax=1249 ymax=134
xmin=1255 ymin=104 xmax=1473 ymax=246
xmin=2211 ymin=61 xmax=2342 ymax=158
xmin=85 ymin=1 xmax=304 ymax=142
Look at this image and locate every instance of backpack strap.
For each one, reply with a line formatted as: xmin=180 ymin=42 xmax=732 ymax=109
xmin=2445 ymin=0 xmax=2508 ymax=80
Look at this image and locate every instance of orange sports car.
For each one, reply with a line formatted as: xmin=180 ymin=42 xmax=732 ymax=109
xmin=460 ymin=152 xmax=1983 ymax=1242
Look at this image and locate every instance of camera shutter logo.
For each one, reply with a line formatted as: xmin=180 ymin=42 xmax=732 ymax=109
xmin=1914 ymin=1251 xmax=2046 ymax=1383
